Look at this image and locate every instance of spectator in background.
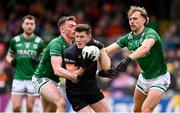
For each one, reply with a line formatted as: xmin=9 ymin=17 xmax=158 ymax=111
xmin=42 ymin=21 xmax=56 ymax=44
xmin=0 ymin=43 xmax=12 ymax=93
xmin=110 ymin=72 xmax=136 ymax=99
xmin=170 ymin=0 xmax=180 ymax=21
xmin=106 ymin=13 xmax=125 ymax=38
xmin=175 ymin=70 xmax=180 ymax=92
xmin=94 ymin=15 xmax=109 ymax=38
xmin=146 ymin=15 xmax=160 ymax=33
xmin=6 ymin=15 xmax=45 ymax=112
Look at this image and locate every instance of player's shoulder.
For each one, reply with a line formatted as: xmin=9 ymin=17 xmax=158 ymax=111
xmin=64 ymin=44 xmax=77 ymax=58
xmin=50 ymin=36 xmax=66 ymax=44
xmin=118 ymin=32 xmax=131 ymax=40
xmin=145 ymin=27 xmax=157 ymax=34
xmin=47 ymin=36 xmax=66 ymax=50
xmin=34 ymin=35 xmax=44 ymax=44
xmin=67 ymin=44 xmax=77 ymax=52
xmin=11 ymin=34 xmax=21 ymax=42
xmin=48 ymin=36 xmax=60 ymax=45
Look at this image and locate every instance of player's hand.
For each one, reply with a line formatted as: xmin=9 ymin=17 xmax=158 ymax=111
xmin=98 ymin=68 xmax=117 ymax=78
xmin=71 ymin=74 xmax=84 ymax=83
xmin=11 ymin=58 xmax=16 ymax=67
xmin=76 ymin=74 xmax=83 ymax=82
xmin=86 ymin=39 xmax=104 ymax=49
xmin=81 ymin=52 xmax=95 ymax=70
xmin=116 ymin=57 xmax=132 ymax=72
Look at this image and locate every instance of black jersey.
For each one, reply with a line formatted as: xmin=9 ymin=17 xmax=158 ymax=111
xmin=64 ymin=44 xmax=99 ymax=95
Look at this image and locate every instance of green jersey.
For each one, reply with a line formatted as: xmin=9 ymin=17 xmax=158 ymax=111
xmin=116 ymin=27 xmax=167 ymax=79
xmin=34 ymin=36 xmax=70 ymax=83
xmin=9 ymin=34 xmax=45 ymax=80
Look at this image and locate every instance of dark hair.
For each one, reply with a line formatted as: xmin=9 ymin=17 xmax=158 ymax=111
xmin=22 ymin=15 xmax=35 ymax=22
xmin=75 ymin=24 xmax=92 ymax=36
xmin=57 ymin=16 xmax=76 ymax=27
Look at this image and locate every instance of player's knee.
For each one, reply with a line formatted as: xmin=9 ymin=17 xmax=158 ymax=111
xmin=13 ymin=105 xmax=21 ymax=112
xmin=56 ymin=97 xmax=66 ymax=109
xmin=141 ymin=105 xmax=154 ymax=112
xmin=27 ymin=105 xmax=33 ymax=112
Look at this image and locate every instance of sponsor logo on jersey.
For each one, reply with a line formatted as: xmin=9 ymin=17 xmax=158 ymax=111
xmin=25 ymin=43 xmax=30 ymax=48
xmin=33 ymin=44 xmax=38 ymax=49
xmin=64 ymin=58 xmax=76 ymax=63
xmin=17 ymin=49 xmax=37 ymax=58
xmin=16 ymin=43 xmax=22 ymax=47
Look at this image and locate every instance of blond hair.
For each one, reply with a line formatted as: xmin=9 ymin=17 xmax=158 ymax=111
xmin=128 ymin=6 xmax=149 ymax=25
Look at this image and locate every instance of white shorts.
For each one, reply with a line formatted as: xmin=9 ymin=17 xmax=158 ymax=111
xmin=11 ymin=79 xmax=38 ymax=96
xmin=58 ymin=82 xmax=66 ymax=97
xmin=136 ymin=72 xmax=171 ymax=95
xmin=32 ymin=76 xmax=66 ymax=96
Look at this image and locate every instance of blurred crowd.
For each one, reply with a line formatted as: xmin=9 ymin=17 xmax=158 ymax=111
xmin=0 ymin=0 xmax=180 ymax=99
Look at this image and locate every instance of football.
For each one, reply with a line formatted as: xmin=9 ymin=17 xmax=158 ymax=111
xmin=82 ymin=45 xmax=100 ymax=61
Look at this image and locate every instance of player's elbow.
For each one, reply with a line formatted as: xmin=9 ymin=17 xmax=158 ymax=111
xmin=53 ymin=67 xmax=62 ymax=77
xmin=53 ymin=70 xmax=58 ymax=76
xmin=53 ymin=69 xmax=59 ymax=76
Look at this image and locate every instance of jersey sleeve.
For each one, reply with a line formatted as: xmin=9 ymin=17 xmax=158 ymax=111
xmin=49 ymin=41 xmax=63 ymax=56
xmin=115 ymin=34 xmax=129 ymax=48
xmin=145 ymin=29 xmax=158 ymax=41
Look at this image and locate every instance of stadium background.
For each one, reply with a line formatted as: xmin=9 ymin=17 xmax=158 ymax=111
xmin=0 ymin=0 xmax=180 ymax=112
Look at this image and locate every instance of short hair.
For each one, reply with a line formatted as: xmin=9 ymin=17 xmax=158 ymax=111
xmin=128 ymin=6 xmax=149 ymax=25
xmin=22 ymin=15 xmax=35 ymax=22
xmin=57 ymin=16 xmax=76 ymax=27
xmin=75 ymin=24 xmax=92 ymax=36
